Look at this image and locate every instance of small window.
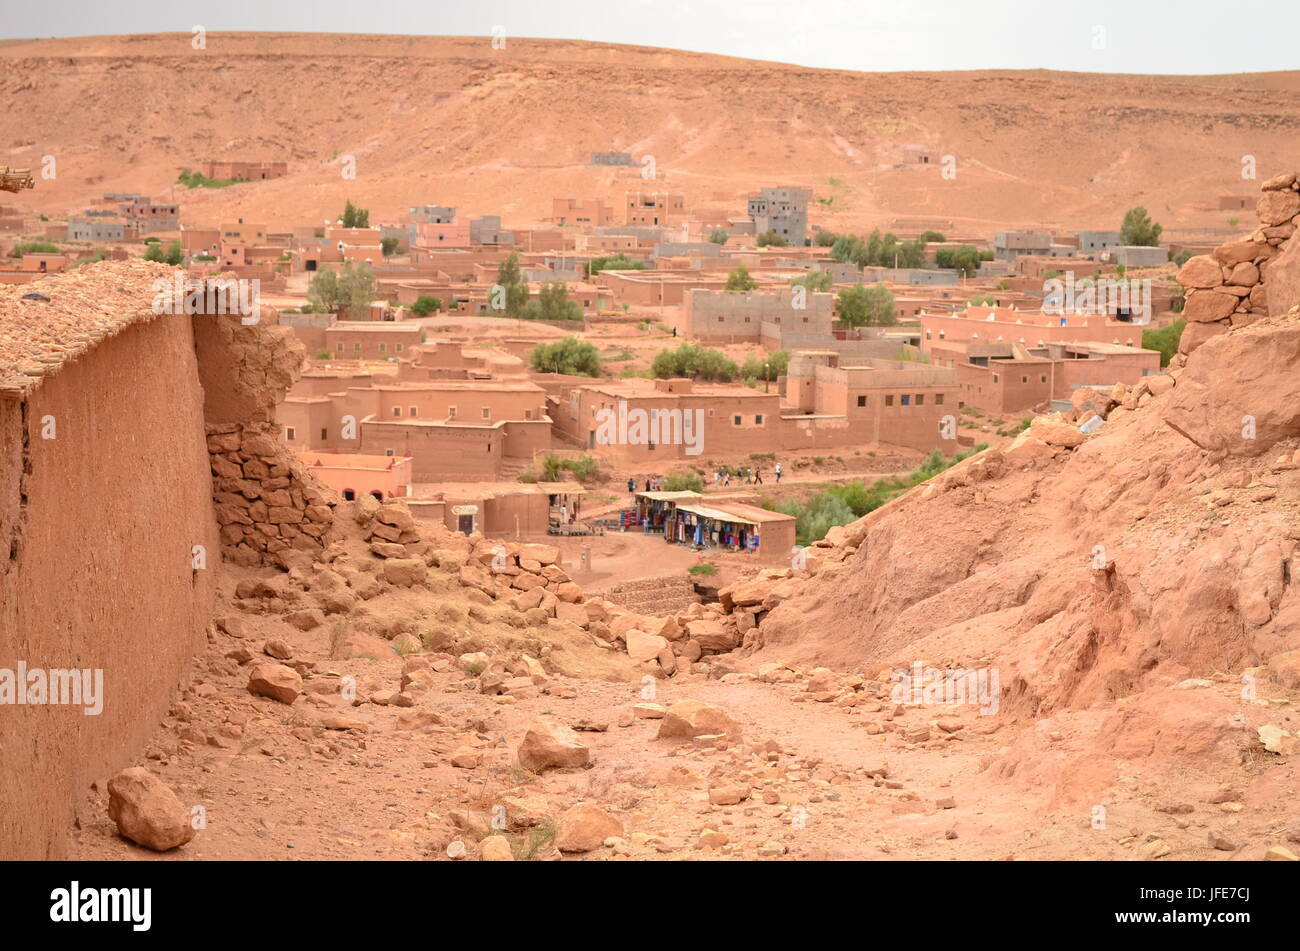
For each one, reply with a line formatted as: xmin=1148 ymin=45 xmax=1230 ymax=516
xmin=481 ymin=407 xmax=490 ymax=419
xmin=384 ymin=449 xmax=394 ymax=457
xmin=320 ymin=428 xmax=327 ymax=440
xmin=396 ymin=343 xmax=404 ymax=352
xmin=885 ymin=395 xmax=894 ymax=407
xmin=755 ymin=414 xmax=764 ymax=425
xmin=901 ymin=395 xmax=911 ymax=406
xmin=936 ymin=393 xmax=945 ymax=405
xmin=525 ymin=409 xmax=533 ymax=420
xmin=733 ymin=415 xmax=742 ymax=425
xmin=915 ymin=394 xmax=925 ymax=405
xmin=285 ymin=426 xmax=296 ymax=441
xmin=392 ymin=407 xmax=401 ymax=418
xmin=1021 ymin=376 xmax=1028 ymax=384
xmin=379 ymin=344 xmax=386 ymax=353
xmin=409 ymin=406 xmax=417 ymax=417
xmin=993 ymin=374 xmax=1000 ymax=383
xmin=1040 ymin=375 xmax=1047 ymax=383
xmin=856 ymin=395 xmax=866 ymax=407
xmin=353 ymin=343 xmax=361 ymax=351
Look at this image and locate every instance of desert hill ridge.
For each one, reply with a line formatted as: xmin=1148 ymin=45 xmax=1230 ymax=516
xmin=3 ymin=32 xmax=1299 ymax=233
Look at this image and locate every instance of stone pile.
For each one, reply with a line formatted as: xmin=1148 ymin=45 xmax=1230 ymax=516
xmin=1176 ymin=170 xmax=1300 ymax=359
xmin=207 ymin=421 xmax=335 ymax=567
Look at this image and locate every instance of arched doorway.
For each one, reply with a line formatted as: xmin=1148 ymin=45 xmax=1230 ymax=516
xmin=370 ymin=490 xmax=384 ymax=501
xmin=342 ymin=488 xmax=356 ymax=501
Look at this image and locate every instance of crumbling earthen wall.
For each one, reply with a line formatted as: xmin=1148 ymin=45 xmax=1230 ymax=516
xmin=0 ymin=314 xmax=219 ymax=859
xmin=191 ymin=309 xmax=337 ymax=567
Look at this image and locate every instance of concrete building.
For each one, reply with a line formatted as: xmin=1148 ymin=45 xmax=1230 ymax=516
xmin=1105 ymin=245 xmax=1170 ymax=268
xmin=1075 ymin=230 xmax=1122 ymax=255
xmin=748 ymin=187 xmax=810 ymax=246
xmin=469 ymin=215 xmax=514 ymax=246
xmin=993 ymin=231 xmax=1054 ymax=262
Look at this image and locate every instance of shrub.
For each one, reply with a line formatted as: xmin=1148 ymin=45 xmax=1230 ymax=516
xmin=530 ymin=336 xmax=601 ymax=376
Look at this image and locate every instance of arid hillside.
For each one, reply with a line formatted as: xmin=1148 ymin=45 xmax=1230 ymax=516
xmin=2 ymin=32 xmax=1298 ymax=233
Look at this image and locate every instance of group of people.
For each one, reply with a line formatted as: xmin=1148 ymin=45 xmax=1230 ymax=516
xmin=624 ymin=460 xmax=785 ymax=497
xmin=713 ymin=461 xmax=782 ymax=487
xmin=627 ymin=476 xmax=666 ymax=494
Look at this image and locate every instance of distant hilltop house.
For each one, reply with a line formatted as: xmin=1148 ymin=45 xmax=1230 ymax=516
xmin=201 ymin=160 xmax=288 ymax=181
xmin=894 ymin=144 xmax=936 ymax=165
xmin=590 ymin=152 xmax=635 ymax=166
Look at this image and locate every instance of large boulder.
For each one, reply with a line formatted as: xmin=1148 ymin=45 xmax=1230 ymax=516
xmin=247 ymin=663 xmax=302 ymax=704
xmin=1264 ymin=238 xmax=1300 ymax=317
xmin=656 ymin=699 xmax=742 ymax=743
xmin=107 ymin=767 xmax=196 ymax=851
xmin=1162 ymin=316 xmax=1300 ymax=455
xmin=555 ymin=803 xmax=623 ymax=853
xmin=517 ymin=718 xmax=590 ymax=772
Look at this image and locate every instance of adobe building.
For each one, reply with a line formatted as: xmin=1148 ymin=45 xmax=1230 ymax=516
xmin=748 ymin=186 xmax=810 ymax=246
xmin=552 ymin=198 xmax=615 ymax=227
xmin=295 ymin=450 xmax=413 ymax=500
xmin=625 ymin=192 xmax=686 ymax=227
xmin=551 ymin=359 xmax=959 ymax=460
xmin=323 ymin=322 xmax=423 ymax=360
xmin=407 ymin=480 xmax=586 ymax=538
xmin=278 ymin=376 xmax=552 ymax=482
xmin=1 ymin=261 xmax=331 ymax=858
xmin=682 ymin=287 xmax=834 ymax=343
xmin=929 ymin=338 xmax=1162 ymax=415
xmin=202 ymin=160 xmax=288 ymax=181
xmin=919 ymin=306 xmax=1147 ymax=351
xmin=117 ymin=196 xmax=179 ymax=233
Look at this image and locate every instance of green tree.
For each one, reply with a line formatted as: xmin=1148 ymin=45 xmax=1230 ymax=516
xmin=529 ymin=336 xmax=601 ymax=376
xmin=381 ymin=236 xmax=399 ymax=256
xmin=142 ymin=242 xmax=165 ymax=263
xmin=707 ymin=228 xmax=729 ymax=244
xmin=814 ymin=230 xmax=838 ymax=247
xmin=651 ymin=342 xmax=738 ymax=382
xmin=790 ymin=269 xmax=833 ymax=291
xmin=935 ymin=244 xmax=983 ymax=277
xmin=741 ymin=349 xmax=790 ymax=382
xmin=308 ymin=262 xmax=377 ymax=315
xmin=339 ymin=200 xmax=370 ymax=228
xmin=522 ymin=282 xmax=582 ymax=321
xmin=411 ymin=295 xmax=442 ymax=316
xmin=756 ymin=230 xmax=788 ymax=247
xmin=1142 ymin=319 xmax=1185 ymax=367
xmin=725 ymin=264 xmax=759 ymax=292
xmin=1120 ymin=206 xmax=1162 ymax=247
xmin=837 ymin=283 xmax=896 ymax=329
xmin=492 ymin=251 xmax=530 ymax=317
xmin=919 ymin=230 xmax=946 ymax=243
xmin=162 ymin=241 xmax=183 ymax=266
xmin=585 ymin=253 xmax=647 ymax=276
xmin=662 ymin=472 xmax=704 ymax=492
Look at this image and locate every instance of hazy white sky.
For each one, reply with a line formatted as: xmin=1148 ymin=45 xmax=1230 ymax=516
xmin=2 ymin=0 xmax=1295 ymax=74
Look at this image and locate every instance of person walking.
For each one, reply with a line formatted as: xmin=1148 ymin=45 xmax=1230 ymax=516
xmin=774 ymin=461 xmax=783 ymax=483
xmin=754 ymin=467 xmax=763 ymax=485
